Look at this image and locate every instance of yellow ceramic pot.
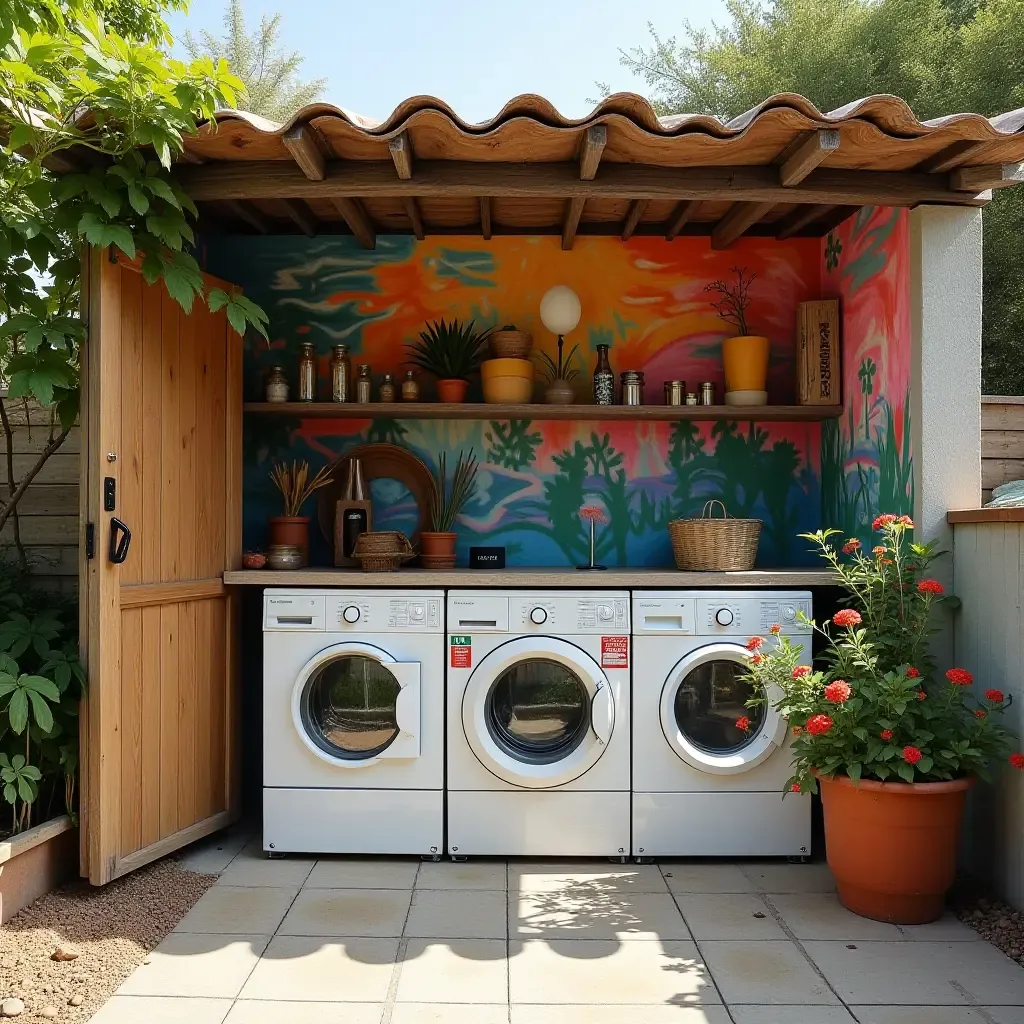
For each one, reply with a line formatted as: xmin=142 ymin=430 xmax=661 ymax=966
xmin=483 ymin=375 xmax=534 ymax=403
xmin=722 ymin=335 xmax=770 ymax=393
xmin=481 ymin=358 xmax=534 ymax=381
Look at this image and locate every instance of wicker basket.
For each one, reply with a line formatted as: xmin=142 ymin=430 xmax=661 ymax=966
xmin=490 ymin=327 xmax=533 ymax=359
xmin=668 ymin=500 xmax=762 ymax=571
xmin=353 ymin=531 xmax=415 ymax=572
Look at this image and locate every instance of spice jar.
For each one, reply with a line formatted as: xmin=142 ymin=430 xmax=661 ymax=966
xmin=620 ymin=370 xmax=645 ymax=406
xmin=664 ymin=380 xmax=685 ymax=406
xmin=265 ymin=365 xmax=289 ymax=403
xmin=330 ymin=344 xmax=350 ymax=403
xmin=298 ymin=342 xmax=316 ymax=402
xmin=355 ymin=364 xmax=373 ymax=404
xmin=685 ymin=392 xmax=699 ymax=405
xmin=401 ymin=370 xmax=420 ymax=401
xmin=700 ymin=381 xmax=716 ymax=406
xmin=378 ymin=373 xmax=397 ymax=402
xmin=593 ymin=344 xmax=614 ymax=405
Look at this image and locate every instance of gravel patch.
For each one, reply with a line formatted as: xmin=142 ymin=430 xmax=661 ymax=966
xmin=957 ymin=895 xmax=1024 ymax=966
xmin=0 ymin=857 xmax=216 ymax=1021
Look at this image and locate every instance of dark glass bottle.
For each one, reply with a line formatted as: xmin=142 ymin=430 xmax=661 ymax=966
xmin=593 ymin=344 xmax=614 ymax=405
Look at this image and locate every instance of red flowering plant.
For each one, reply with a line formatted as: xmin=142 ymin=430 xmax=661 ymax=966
xmin=745 ymin=515 xmax=1021 ymax=791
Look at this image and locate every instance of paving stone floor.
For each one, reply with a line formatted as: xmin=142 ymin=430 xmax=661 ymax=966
xmin=88 ymin=829 xmax=1024 ymax=1023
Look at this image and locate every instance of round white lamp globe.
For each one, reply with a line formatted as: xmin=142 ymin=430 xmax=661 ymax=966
xmin=539 ymin=285 xmax=582 ymax=337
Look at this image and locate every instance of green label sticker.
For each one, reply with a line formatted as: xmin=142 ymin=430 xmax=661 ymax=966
xmin=450 ymin=635 xmax=472 ymax=646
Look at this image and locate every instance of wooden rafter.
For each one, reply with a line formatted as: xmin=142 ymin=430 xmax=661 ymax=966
xmin=950 ymin=162 xmax=1023 ymax=191
xmin=578 ymin=125 xmax=607 ymax=180
xmin=774 ymin=204 xmax=836 ymax=240
xmin=388 ymin=131 xmax=414 ymax=180
xmin=223 ymin=199 xmax=270 ymax=234
xmin=330 ymin=197 xmax=375 ymax=249
xmin=178 ymin=160 xmax=993 ymax=209
xmin=479 ymin=197 xmax=492 ymax=239
xmin=916 ymin=139 xmax=987 ymax=174
xmin=402 ymin=197 xmax=425 ymax=240
xmin=778 ymin=130 xmax=841 ymax=187
xmin=282 ymin=125 xmax=327 ymax=181
xmin=562 ymin=197 xmax=585 ymax=250
xmin=711 ymin=201 xmax=775 ymax=249
xmin=665 ymin=200 xmax=696 ymax=240
xmin=280 ymin=198 xmax=317 ymax=237
xmin=815 ymin=205 xmax=860 ymax=234
xmin=620 ymin=199 xmax=648 ymax=240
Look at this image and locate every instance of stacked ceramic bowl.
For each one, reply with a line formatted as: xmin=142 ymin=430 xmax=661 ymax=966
xmin=482 ymin=327 xmax=534 ymax=403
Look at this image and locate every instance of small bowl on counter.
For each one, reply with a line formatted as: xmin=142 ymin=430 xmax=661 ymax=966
xmin=242 ymin=550 xmax=267 ymax=569
xmin=267 ymin=544 xmax=303 ymax=570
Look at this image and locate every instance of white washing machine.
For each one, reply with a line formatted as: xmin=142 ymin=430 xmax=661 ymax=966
xmin=262 ymin=589 xmax=444 ymax=855
xmin=632 ymin=590 xmax=813 ymax=858
xmin=446 ymin=590 xmax=631 ymax=857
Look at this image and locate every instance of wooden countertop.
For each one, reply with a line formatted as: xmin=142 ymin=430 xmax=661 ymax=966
xmin=224 ymin=567 xmax=838 ymax=588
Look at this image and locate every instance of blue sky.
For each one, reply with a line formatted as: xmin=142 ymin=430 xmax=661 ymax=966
xmin=168 ymin=0 xmax=728 ymax=124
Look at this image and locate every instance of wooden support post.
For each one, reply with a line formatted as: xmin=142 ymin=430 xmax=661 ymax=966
xmin=280 ymin=199 xmax=317 ymax=237
xmin=562 ymin=197 xmax=585 ymax=250
xmin=578 ymin=125 xmax=607 ymax=180
xmin=774 ymin=203 xmax=836 ymax=239
xmin=479 ymin=197 xmax=492 ymax=239
xmin=330 ymin=198 xmax=375 ymax=249
xmin=950 ymin=163 xmax=1023 ymax=191
xmin=403 ymin=197 xmax=425 ymax=240
xmin=620 ymin=199 xmax=648 ymax=240
xmin=665 ymin=200 xmax=697 ymax=240
xmin=711 ymin=201 xmax=775 ymax=249
xmin=282 ymin=125 xmax=327 ymax=181
xmin=916 ymin=140 xmax=987 ymax=174
xmin=779 ymin=130 xmax=841 ymax=187
xmin=389 ymin=131 xmax=414 ymax=180
xmin=223 ymin=199 xmax=270 ymax=234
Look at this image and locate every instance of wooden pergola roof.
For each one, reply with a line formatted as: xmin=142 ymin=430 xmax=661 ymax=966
xmin=169 ymin=92 xmax=1024 ymax=250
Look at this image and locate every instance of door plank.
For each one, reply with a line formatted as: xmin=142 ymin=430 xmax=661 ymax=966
xmin=195 ymin=598 xmax=213 ymax=821
xmin=119 ymin=607 xmax=142 ymax=856
xmin=140 ymin=604 xmax=161 ymax=848
xmin=140 ymin=281 xmax=163 ymax=584
xmin=120 ymin=578 xmax=225 ymax=607
xmin=159 ymin=601 xmax=179 ymax=840
xmin=177 ymin=599 xmax=197 ymax=829
xmin=120 ymin=270 xmax=143 ymax=587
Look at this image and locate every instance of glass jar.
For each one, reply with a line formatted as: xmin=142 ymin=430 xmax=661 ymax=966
xmin=297 ymin=342 xmax=316 ymax=402
xmin=620 ymin=370 xmax=645 ymax=406
xmin=265 ymin=365 xmax=289 ymax=403
xmin=355 ymin=364 xmax=373 ymax=404
xmin=401 ymin=370 xmax=420 ymax=401
xmin=593 ymin=344 xmax=614 ymax=405
xmin=378 ymin=373 xmax=397 ymax=402
xmin=330 ymin=344 xmax=350 ymax=403
xmin=664 ymin=380 xmax=686 ymax=406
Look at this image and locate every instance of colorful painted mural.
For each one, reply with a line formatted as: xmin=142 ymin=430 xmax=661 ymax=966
xmin=201 ymin=230 xmax=908 ymax=568
xmin=819 ymin=207 xmax=913 ymax=545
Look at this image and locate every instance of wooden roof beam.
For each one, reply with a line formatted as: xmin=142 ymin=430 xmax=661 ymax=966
xmin=280 ymin=198 xmax=317 ymax=237
xmin=330 ymin=197 xmax=375 ymax=249
xmin=479 ymin=197 xmax=492 ymax=239
xmin=283 ymin=124 xmax=327 ymax=181
xmin=711 ymin=201 xmax=775 ymax=249
xmin=779 ymin=130 xmax=841 ymax=187
xmin=389 ymin=131 xmax=414 ymax=180
xmin=562 ymin=197 xmax=585 ymax=250
xmin=916 ymin=139 xmax=987 ymax=174
xmin=620 ymin=199 xmax=648 ymax=241
xmin=578 ymin=125 xmax=607 ymax=180
xmin=403 ymin=197 xmax=425 ymax=240
xmin=665 ymin=200 xmax=697 ymax=240
xmin=950 ymin=162 xmax=1023 ymax=191
xmin=223 ymin=199 xmax=270 ymax=234
xmin=774 ymin=203 xmax=836 ymax=239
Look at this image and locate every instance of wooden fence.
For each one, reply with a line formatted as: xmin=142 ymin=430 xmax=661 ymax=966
xmin=983 ymin=396 xmax=1024 ymax=504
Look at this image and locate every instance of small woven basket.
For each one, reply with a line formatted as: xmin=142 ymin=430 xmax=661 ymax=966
xmin=353 ymin=531 xmax=415 ymax=572
xmin=669 ymin=500 xmax=762 ymax=571
xmin=490 ymin=328 xmax=533 ymax=359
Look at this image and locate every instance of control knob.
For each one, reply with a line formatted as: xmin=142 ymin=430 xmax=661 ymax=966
xmin=530 ymin=607 xmax=548 ymax=625
xmin=342 ymin=605 xmax=361 ymax=624
xmin=715 ymin=607 xmax=734 ymax=626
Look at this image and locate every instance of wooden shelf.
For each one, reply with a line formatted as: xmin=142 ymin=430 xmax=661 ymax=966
xmin=243 ymin=402 xmax=843 ymax=422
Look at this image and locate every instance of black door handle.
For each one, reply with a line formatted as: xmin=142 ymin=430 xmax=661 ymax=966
xmin=109 ymin=517 xmax=132 ymax=564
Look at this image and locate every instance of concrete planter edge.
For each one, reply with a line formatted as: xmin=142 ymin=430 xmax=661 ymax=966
xmin=0 ymin=814 xmax=77 ymax=924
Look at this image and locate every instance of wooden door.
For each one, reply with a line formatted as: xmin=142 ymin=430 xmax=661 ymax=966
xmin=80 ymin=248 xmax=242 ymax=884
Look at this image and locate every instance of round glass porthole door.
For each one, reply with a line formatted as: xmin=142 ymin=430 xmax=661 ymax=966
xmin=660 ymin=642 xmax=786 ymax=775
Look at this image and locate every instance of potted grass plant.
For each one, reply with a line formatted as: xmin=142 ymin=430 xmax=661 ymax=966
xmin=705 ymin=266 xmax=769 ymax=401
xmin=420 ymin=450 xmax=478 ymax=569
xmin=407 ymin=318 xmax=492 ymax=403
xmin=268 ymin=460 xmax=333 ymax=565
xmin=537 ymin=342 xmax=581 ymax=404
xmin=743 ymin=515 xmax=1022 ymax=924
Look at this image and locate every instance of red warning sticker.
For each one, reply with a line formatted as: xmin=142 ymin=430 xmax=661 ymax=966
xmin=601 ymin=635 xmax=629 ymax=669
xmin=450 ymin=635 xmax=472 ymax=668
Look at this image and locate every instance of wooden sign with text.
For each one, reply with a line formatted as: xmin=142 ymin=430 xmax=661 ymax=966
xmin=798 ymin=300 xmax=841 ymax=405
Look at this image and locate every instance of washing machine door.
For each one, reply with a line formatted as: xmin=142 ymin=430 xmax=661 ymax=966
xmin=660 ymin=641 xmax=787 ymax=776
xmin=291 ymin=641 xmax=420 ymax=767
xmin=462 ymin=636 xmax=614 ymax=789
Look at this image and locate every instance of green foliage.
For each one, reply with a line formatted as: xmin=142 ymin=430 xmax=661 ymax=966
xmin=427 ymin=450 xmax=478 ymax=533
xmin=535 ymin=344 xmax=582 ymax=383
xmin=485 ymin=419 xmax=542 ymax=471
xmin=407 ymin=318 xmax=492 ymax=382
xmin=184 ymin=0 xmax=326 ymax=122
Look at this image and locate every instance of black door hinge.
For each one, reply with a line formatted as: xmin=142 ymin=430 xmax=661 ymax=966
xmin=85 ymin=522 xmax=95 ymax=559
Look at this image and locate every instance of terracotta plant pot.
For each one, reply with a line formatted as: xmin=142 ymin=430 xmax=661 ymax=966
xmin=436 ymin=379 xmax=469 ymax=403
xmin=419 ymin=531 xmax=457 ymax=569
xmin=722 ymin=334 xmax=770 ymax=392
xmin=544 ymin=381 xmax=575 ymax=404
xmin=819 ymin=773 xmax=973 ymax=924
xmin=268 ymin=516 xmax=311 ymax=565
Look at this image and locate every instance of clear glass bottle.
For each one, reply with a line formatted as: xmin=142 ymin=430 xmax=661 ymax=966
xmin=355 ymin=364 xmax=373 ymax=404
xmin=378 ymin=373 xmax=397 ymax=402
xmin=330 ymin=344 xmax=350 ymax=403
xmin=265 ymin=365 xmax=289 ymax=403
xmin=297 ymin=342 xmax=316 ymax=402
xmin=593 ymin=344 xmax=614 ymax=405
xmin=401 ymin=369 xmax=420 ymax=401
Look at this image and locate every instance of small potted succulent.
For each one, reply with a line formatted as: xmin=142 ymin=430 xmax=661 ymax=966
xmin=420 ymin=450 xmax=478 ymax=569
xmin=268 ymin=460 xmax=333 ymax=565
xmin=536 ymin=342 xmax=581 ymax=404
xmin=705 ymin=266 xmax=769 ymax=402
xmin=406 ymin=318 xmax=492 ymax=403
xmin=744 ymin=515 xmax=1022 ymax=924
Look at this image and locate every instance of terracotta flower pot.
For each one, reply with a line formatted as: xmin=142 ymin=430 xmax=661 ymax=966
xmin=268 ymin=516 xmax=311 ymax=565
xmin=420 ymin=531 xmax=457 ymax=569
xmin=436 ymin=379 xmax=469 ymax=403
xmin=818 ymin=773 xmax=973 ymax=924
xmin=722 ymin=334 xmax=770 ymax=392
